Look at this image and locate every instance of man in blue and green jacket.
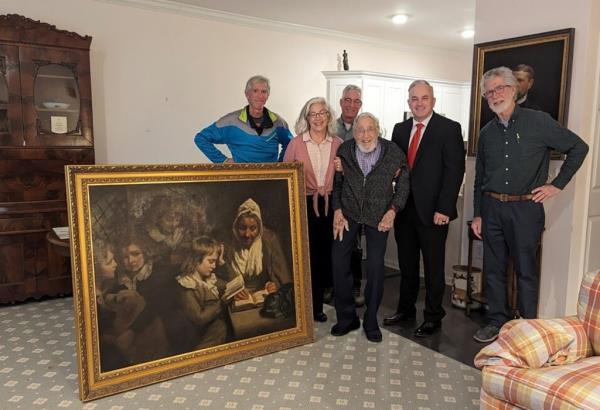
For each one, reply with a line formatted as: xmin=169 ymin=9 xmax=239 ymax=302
xmin=194 ymin=75 xmax=292 ymax=163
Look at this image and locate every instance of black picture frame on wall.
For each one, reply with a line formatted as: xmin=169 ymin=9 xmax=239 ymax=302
xmin=467 ymin=28 xmax=575 ymax=157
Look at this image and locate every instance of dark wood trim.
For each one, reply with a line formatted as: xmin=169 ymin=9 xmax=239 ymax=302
xmin=0 ymin=14 xmax=91 ymax=50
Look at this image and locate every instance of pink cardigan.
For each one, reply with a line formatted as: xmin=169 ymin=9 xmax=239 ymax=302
xmin=283 ymin=132 xmax=343 ymax=216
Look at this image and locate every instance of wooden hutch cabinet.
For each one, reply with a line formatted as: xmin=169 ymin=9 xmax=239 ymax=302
xmin=0 ymin=14 xmax=95 ymax=303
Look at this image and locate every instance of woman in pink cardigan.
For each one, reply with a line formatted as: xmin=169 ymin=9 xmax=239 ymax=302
xmin=284 ymin=96 xmax=343 ymax=322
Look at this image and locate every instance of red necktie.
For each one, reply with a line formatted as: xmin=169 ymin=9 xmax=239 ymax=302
xmin=407 ymin=122 xmax=424 ymax=170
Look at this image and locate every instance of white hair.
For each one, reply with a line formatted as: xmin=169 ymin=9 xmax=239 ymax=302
xmin=480 ymin=67 xmax=518 ymax=100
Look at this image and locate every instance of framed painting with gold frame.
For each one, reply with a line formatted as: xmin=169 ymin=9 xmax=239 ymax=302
xmin=468 ymin=28 xmax=574 ymax=156
xmin=66 ymin=163 xmax=313 ymax=401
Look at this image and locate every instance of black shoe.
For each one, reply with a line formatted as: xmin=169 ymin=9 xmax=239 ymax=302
xmin=364 ymin=328 xmax=382 ymax=343
xmin=330 ymin=318 xmax=360 ymax=337
xmin=383 ymin=312 xmax=416 ymax=326
xmin=414 ymin=321 xmax=441 ymax=337
xmin=313 ymin=312 xmax=328 ymax=322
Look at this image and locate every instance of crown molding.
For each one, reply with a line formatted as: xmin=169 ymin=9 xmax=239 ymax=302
xmin=94 ymin=0 xmax=465 ymax=55
xmin=322 ymin=70 xmax=470 ymax=87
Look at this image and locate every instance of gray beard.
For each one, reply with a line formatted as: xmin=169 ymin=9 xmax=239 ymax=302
xmin=490 ymin=100 xmax=511 ymax=115
xmin=357 ymin=141 xmax=378 ymax=153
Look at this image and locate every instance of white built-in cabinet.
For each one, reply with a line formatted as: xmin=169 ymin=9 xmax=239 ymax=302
xmin=322 ymin=71 xmax=470 ymax=142
xmin=323 ymin=71 xmax=470 ymax=278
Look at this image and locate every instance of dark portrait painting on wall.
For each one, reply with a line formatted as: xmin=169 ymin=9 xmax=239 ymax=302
xmin=66 ymin=163 xmax=313 ymax=401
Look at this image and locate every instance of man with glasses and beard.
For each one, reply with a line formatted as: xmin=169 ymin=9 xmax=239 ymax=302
xmin=472 ymin=66 xmax=588 ymax=343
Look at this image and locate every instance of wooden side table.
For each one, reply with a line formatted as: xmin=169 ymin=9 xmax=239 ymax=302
xmin=46 ymin=230 xmax=70 ymax=257
xmin=465 ymin=221 xmax=485 ymax=316
xmin=45 ymin=230 xmax=72 ymax=296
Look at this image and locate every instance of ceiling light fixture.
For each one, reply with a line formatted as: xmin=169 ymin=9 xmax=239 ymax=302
xmin=461 ymin=29 xmax=475 ymax=39
xmin=391 ymin=14 xmax=409 ymax=25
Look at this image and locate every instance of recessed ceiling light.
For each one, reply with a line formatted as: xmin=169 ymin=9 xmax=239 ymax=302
xmin=461 ymin=29 xmax=475 ymax=38
xmin=391 ymin=14 xmax=409 ymax=25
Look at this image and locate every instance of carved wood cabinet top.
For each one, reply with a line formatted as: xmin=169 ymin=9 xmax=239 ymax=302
xmin=0 ymin=14 xmax=91 ymax=49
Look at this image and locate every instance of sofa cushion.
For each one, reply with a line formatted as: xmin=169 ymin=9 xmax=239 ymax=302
xmin=482 ymin=356 xmax=600 ymax=410
xmin=578 ymin=269 xmax=600 ymax=354
xmin=475 ymin=317 xmax=591 ymax=369
xmin=480 ymin=389 xmax=525 ymax=410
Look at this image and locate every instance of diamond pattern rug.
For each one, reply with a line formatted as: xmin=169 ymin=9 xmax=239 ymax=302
xmin=0 ymin=299 xmax=481 ymax=409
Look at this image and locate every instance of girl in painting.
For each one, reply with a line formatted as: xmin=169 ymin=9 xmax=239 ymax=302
xmin=94 ymin=238 xmax=145 ymax=372
xmin=143 ymin=195 xmax=192 ymax=267
xmin=94 ymin=238 xmax=118 ymax=302
xmin=172 ymin=236 xmax=230 ymax=354
xmin=113 ymin=232 xmax=176 ymax=366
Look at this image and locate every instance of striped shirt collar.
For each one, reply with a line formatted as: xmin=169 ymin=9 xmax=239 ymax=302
xmin=355 ymin=140 xmax=382 ymax=176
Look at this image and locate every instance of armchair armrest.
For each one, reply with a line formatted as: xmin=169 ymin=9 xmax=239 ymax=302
xmin=475 ymin=317 xmax=592 ymax=369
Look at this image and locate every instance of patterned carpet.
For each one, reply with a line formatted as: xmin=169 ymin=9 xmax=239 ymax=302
xmin=0 ymin=298 xmax=481 ymax=409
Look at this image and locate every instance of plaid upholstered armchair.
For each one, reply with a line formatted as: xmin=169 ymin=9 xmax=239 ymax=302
xmin=475 ymin=270 xmax=600 ymax=409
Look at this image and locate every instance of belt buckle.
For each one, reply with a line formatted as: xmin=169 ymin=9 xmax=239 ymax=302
xmin=500 ymin=193 xmax=509 ymax=202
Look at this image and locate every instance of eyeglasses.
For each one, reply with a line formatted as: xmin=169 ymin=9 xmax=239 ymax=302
xmin=342 ymin=98 xmax=362 ymax=106
xmin=483 ymin=84 xmax=512 ymax=99
xmin=355 ymin=126 xmax=377 ymax=135
xmin=308 ymin=111 xmax=329 ymax=119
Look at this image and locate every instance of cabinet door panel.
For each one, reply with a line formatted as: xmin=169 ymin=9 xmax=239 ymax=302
xmin=0 ymin=236 xmax=35 ymax=303
xmin=0 ymin=44 xmax=23 ymax=146
xmin=0 ymin=210 xmax=70 ymax=303
xmin=0 ymin=159 xmax=71 ymax=201
xmin=0 ymin=149 xmax=94 ymax=202
xmin=383 ymin=81 xmax=407 ymax=140
xmin=19 ymin=45 xmax=92 ymax=147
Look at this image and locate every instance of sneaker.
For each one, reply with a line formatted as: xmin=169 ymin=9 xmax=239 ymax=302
xmin=353 ymin=288 xmax=365 ymax=307
xmin=473 ymin=324 xmax=500 ymax=343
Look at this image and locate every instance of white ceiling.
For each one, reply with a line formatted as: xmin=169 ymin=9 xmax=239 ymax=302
xmin=164 ymin=0 xmax=476 ymax=52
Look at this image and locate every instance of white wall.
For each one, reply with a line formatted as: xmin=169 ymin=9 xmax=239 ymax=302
xmin=466 ymin=0 xmax=600 ymax=317
xmin=3 ymin=0 xmax=471 ymax=165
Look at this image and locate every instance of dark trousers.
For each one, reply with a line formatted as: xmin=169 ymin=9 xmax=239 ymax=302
xmin=351 ymin=238 xmax=363 ymax=290
xmin=332 ymin=217 xmax=388 ymax=331
xmin=307 ymin=195 xmax=333 ymax=316
xmin=481 ymin=195 xmax=544 ymax=327
xmin=394 ymin=196 xmax=448 ymax=322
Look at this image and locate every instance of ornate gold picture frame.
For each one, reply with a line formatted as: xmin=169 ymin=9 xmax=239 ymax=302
xmin=468 ymin=28 xmax=575 ymax=156
xmin=65 ymin=163 xmax=313 ymax=401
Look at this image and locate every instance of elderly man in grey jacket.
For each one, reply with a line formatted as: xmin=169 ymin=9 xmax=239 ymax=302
xmin=330 ymin=112 xmax=409 ymax=343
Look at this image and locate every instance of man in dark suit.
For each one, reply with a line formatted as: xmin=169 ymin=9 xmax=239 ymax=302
xmin=383 ymin=80 xmax=465 ymax=337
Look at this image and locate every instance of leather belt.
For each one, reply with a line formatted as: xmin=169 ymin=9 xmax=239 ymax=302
xmin=485 ymin=192 xmax=533 ymax=202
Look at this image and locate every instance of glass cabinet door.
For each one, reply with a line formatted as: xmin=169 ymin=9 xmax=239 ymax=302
xmin=0 ymin=44 xmax=24 ymax=146
xmin=19 ymin=46 xmax=93 ymax=147
xmin=34 ymin=64 xmax=81 ymax=136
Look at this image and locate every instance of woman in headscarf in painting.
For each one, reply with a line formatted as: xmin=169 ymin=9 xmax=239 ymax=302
xmin=228 ymin=198 xmax=292 ymax=299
